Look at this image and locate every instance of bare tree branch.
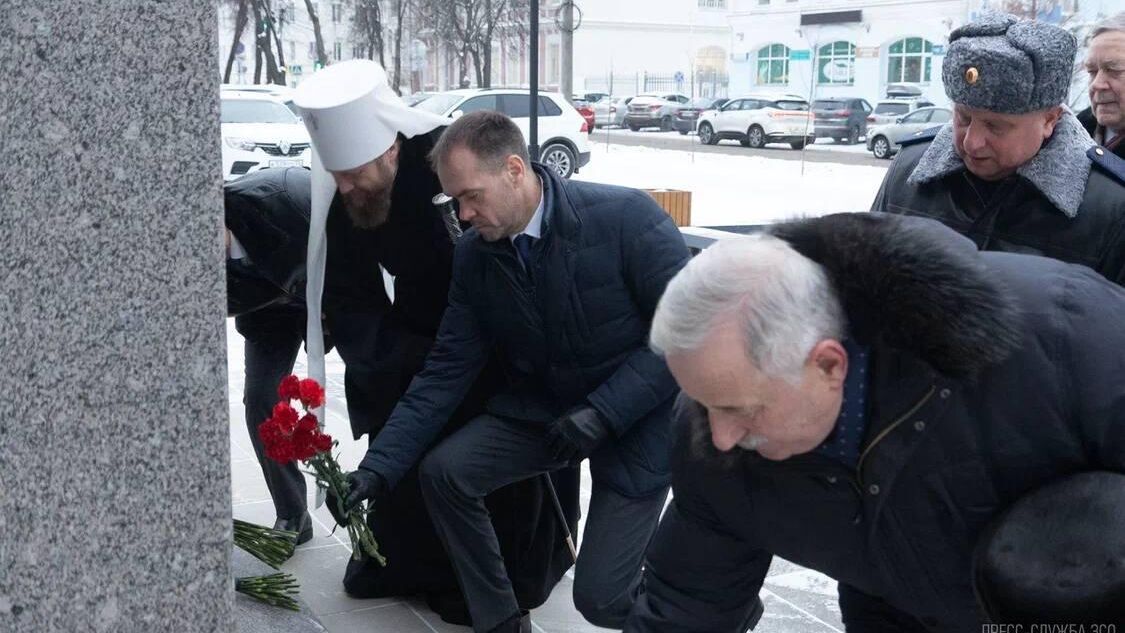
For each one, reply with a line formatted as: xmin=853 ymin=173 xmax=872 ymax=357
xmin=302 ymin=0 xmax=329 ymax=68
xmin=223 ymin=0 xmax=250 ymax=83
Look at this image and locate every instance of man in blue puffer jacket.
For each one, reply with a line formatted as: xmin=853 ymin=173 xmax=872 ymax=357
xmin=343 ymin=110 xmax=691 ymax=633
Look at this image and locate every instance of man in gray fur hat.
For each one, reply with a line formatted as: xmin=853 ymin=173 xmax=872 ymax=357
xmin=872 ymin=12 xmax=1125 ymax=286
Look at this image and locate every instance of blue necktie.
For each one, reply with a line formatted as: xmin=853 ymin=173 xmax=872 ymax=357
xmin=514 ymin=234 xmax=535 ymax=269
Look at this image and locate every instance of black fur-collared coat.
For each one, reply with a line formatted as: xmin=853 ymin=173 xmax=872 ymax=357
xmin=626 ymin=213 xmax=1125 ymax=632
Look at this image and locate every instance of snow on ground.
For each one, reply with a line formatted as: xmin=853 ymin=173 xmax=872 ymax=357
xmin=573 ymin=141 xmax=888 ymax=227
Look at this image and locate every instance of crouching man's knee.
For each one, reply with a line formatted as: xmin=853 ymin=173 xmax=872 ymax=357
xmin=573 ymin=581 xmax=631 ymax=629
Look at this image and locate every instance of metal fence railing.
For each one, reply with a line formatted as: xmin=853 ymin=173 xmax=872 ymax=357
xmin=584 ymin=70 xmax=728 ymax=99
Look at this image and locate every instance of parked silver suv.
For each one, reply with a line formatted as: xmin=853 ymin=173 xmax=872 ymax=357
xmin=623 ymin=93 xmax=690 ymax=131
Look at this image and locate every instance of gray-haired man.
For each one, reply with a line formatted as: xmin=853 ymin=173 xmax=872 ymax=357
xmin=1079 ymin=12 xmax=1125 ymax=158
xmin=625 ymin=213 xmax=1125 ymax=631
xmin=872 ymin=12 xmax=1125 ymax=286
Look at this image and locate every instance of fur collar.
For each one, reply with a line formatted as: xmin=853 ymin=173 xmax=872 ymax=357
xmin=907 ymin=111 xmax=1095 ymax=218
xmin=683 ymin=213 xmax=1025 ymax=465
xmin=769 ymin=213 xmax=1023 ymax=379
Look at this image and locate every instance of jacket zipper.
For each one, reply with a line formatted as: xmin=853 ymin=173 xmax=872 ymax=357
xmin=855 ymin=384 xmax=936 ymax=488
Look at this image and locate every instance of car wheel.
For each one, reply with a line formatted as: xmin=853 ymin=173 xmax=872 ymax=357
xmin=628 ymin=124 xmax=640 ymax=132
xmin=789 ymin=139 xmax=807 ymax=150
xmin=678 ymin=129 xmax=688 ymax=135
xmin=745 ymin=125 xmax=765 ymax=149
xmin=848 ymin=124 xmax=862 ymax=145
xmin=660 ymin=116 xmax=673 ymax=132
xmin=872 ymin=136 xmax=891 ymax=159
xmin=699 ymin=123 xmax=717 ymax=145
xmin=541 ymin=143 xmax=576 ymax=179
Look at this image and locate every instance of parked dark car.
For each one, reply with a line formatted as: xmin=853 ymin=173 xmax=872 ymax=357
xmin=673 ymin=97 xmax=729 ymax=134
xmin=812 ymin=97 xmax=872 ymax=144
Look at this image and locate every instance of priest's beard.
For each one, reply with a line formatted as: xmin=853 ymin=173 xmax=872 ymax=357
xmin=344 ymin=186 xmax=394 ymax=229
xmin=342 ymin=156 xmax=398 ymax=229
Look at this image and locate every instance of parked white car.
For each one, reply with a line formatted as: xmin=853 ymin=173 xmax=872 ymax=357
xmin=867 ymin=106 xmax=952 ymax=159
xmin=414 ymin=89 xmax=590 ymax=178
xmin=696 ymin=93 xmax=815 ymax=149
xmin=220 ymin=91 xmax=311 ymax=181
xmin=221 ymin=83 xmax=298 ymax=116
xmin=867 ymin=97 xmax=937 ymax=127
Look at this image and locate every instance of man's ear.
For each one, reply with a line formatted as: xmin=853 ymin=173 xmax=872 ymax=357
xmin=809 ymin=339 xmax=848 ymax=390
xmin=1042 ymin=106 xmax=1064 ymax=139
xmin=506 ymin=154 xmax=526 ymax=183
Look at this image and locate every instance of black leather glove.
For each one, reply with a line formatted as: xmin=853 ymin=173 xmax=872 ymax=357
xmin=546 ymin=406 xmax=610 ymax=464
xmin=340 ymin=468 xmax=388 ymax=514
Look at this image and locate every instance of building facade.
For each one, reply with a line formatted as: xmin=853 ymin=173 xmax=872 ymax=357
xmin=727 ymin=0 xmax=968 ymax=104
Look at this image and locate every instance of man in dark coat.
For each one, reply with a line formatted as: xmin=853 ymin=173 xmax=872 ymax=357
xmin=626 ymin=213 xmax=1125 ymax=631
xmin=871 ymin=13 xmax=1125 ymax=286
xmin=1078 ymin=12 xmax=1125 ymax=158
xmin=226 ymin=95 xmax=578 ymax=620
xmin=343 ymin=110 xmax=691 ymax=633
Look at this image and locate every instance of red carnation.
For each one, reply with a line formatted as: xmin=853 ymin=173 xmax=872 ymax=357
xmin=271 ymin=402 xmax=299 ymax=432
xmin=278 ymin=374 xmax=301 ymax=401
xmin=257 ymin=374 xmax=385 ymax=564
xmin=313 ymin=433 xmax=333 ymax=454
xmin=298 ymin=378 xmax=325 ymax=409
xmin=296 ymin=413 xmax=318 ymax=434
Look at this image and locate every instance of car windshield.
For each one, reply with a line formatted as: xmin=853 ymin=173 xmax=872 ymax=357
xmin=772 ymin=100 xmax=809 ymax=111
xmin=689 ymin=98 xmax=717 ymax=108
xmin=875 ymin=102 xmax=911 ymax=115
xmin=221 ymin=99 xmax=299 ymax=124
xmin=413 ymin=93 xmax=463 ymax=114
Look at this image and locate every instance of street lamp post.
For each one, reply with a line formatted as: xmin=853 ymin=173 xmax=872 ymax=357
xmin=529 ymin=0 xmax=539 ymax=160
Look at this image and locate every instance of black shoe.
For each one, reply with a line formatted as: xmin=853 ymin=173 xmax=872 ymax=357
xmin=274 ymin=512 xmax=313 ymax=546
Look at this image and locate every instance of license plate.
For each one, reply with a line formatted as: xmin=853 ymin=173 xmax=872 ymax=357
xmin=269 ymin=159 xmax=303 ymax=168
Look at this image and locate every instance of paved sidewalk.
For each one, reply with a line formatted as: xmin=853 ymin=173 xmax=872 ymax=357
xmin=227 ymin=320 xmax=845 ymax=632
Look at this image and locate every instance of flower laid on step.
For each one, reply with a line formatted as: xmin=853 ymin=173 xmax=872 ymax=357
xmin=235 ymin=573 xmax=300 ymax=611
xmin=259 ymin=375 xmax=386 ymax=564
xmin=233 ymin=518 xmax=297 ymax=569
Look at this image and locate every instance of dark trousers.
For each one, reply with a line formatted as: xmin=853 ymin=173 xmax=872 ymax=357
xmin=418 ymin=414 xmax=668 ymax=632
xmin=838 ymin=583 xmax=932 ymax=632
xmin=239 ymin=313 xmax=307 ymax=520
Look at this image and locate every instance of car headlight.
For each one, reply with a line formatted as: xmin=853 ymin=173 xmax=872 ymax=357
xmin=224 ymin=137 xmax=257 ymax=151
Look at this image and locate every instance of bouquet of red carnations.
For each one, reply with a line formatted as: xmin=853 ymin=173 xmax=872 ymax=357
xmin=259 ymin=375 xmax=385 ymax=564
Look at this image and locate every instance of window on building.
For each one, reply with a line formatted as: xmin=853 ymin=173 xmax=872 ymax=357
xmin=353 ymin=44 xmax=365 ymax=59
xmin=334 ymin=41 xmax=342 ymax=61
xmin=817 ymin=41 xmax=855 ymax=85
xmin=332 ymin=3 xmax=342 ymax=23
xmin=756 ymin=43 xmax=789 ymax=85
xmin=698 ymin=0 xmax=727 ymax=8
xmin=887 ymin=37 xmax=933 ymax=83
xmin=758 ymin=0 xmax=770 ymax=5
xmin=547 ymin=42 xmax=560 ymax=86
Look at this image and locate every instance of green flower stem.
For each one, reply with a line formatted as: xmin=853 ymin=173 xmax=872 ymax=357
xmin=304 ymin=448 xmax=386 ymax=565
xmin=233 ymin=519 xmax=298 ymax=568
xmin=235 ymin=573 xmax=301 ymax=611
